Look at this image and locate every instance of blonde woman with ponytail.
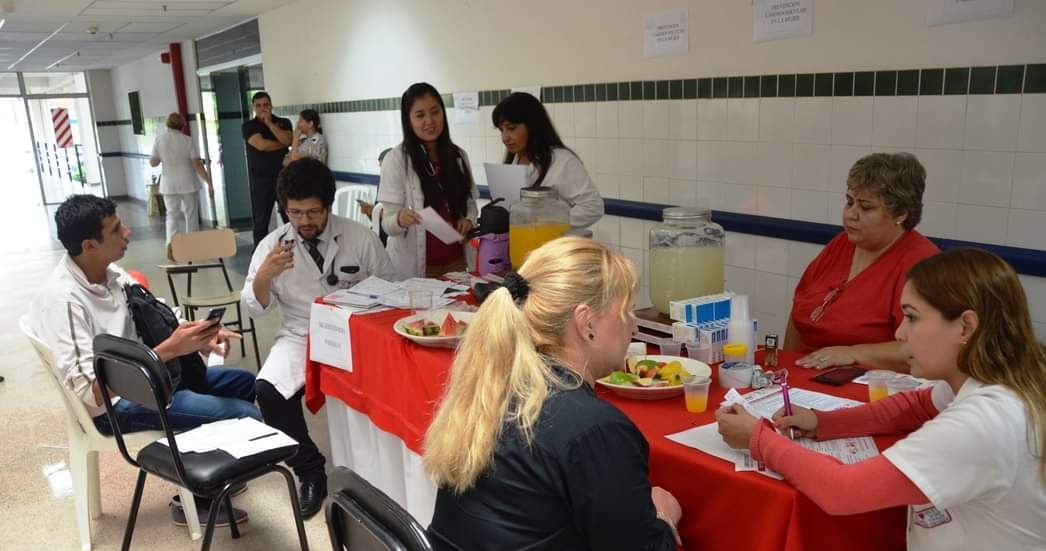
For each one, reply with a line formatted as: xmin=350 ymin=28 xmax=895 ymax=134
xmin=424 ymin=237 xmax=682 ymax=550
xmin=718 ymin=247 xmax=1046 ymax=551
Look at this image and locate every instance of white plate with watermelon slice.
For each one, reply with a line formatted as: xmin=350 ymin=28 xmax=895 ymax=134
xmin=393 ymin=309 xmax=476 ymax=349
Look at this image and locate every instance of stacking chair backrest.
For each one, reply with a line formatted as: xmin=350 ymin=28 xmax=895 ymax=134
xmin=333 ymin=184 xmax=377 ymax=226
xmin=19 ymin=315 xmax=97 ymax=435
xmin=326 ymin=468 xmax=433 ymax=551
xmin=92 ymin=334 xmax=190 ymax=483
xmin=170 ymin=228 xmax=237 ymax=264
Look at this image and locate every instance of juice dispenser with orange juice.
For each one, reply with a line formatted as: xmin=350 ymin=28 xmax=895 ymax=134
xmin=509 ymin=187 xmax=570 ymax=268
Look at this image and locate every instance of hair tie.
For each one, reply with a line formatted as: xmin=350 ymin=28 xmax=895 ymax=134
xmin=502 ymin=271 xmax=529 ymax=303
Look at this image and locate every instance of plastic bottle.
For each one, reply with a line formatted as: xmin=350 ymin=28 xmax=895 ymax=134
xmin=727 ymin=294 xmax=756 ymax=363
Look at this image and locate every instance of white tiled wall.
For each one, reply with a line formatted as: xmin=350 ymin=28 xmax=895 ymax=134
xmin=318 ymin=93 xmax=1046 ymax=340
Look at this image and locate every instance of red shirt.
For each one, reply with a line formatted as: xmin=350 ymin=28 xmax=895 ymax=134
xmin=425 ymin=198 xmax=463 ymax=266
xmin=791 ymin=230 xmax=938 ymax=353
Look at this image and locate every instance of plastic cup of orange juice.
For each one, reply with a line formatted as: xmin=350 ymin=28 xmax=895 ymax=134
xmin=866 ymin=370 xmax=894 ymax=402
xmin=683 ymin=375 xmax=712 ymax=413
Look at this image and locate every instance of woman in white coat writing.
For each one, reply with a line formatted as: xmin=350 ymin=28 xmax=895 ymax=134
xmin=378 ymin=82 xmax=478 ymax=279
xmin=493 ymin=92 xmax=603 ymax=229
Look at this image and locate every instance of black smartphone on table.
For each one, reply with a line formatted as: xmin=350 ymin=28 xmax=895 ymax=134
xmin=811 ymin=366 xmax=866 ymax=386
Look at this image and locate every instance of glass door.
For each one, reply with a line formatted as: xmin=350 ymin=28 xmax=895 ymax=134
xmin=0 ymin=97 xmax=42 ymax=210
xmin=27 ymin=97 xmax=104 ymax=204
xmin=210 ymin=67 xmax=253 ymax=230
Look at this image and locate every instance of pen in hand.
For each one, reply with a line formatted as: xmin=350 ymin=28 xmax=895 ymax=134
xmin=781 ymin=379 xmax=795 ymax=440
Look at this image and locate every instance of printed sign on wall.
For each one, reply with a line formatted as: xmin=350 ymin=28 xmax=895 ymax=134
xmin=644 ymin=9 xmax=689 ymax=58
xmin=928 ymin=0 xmax=1014 ymax=26
xmin=753 ymin=0 xmax=813 ymax=42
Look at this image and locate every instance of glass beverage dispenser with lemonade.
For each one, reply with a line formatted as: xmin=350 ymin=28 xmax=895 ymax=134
xmin=509 ymin=187 xmax=570 ymax=268
xmin=649 ymin=207 xmax=725 ymax=315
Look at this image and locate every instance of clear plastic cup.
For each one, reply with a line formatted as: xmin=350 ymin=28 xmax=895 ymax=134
xmin=866 ymin=370 xmax=895 ymax=402
xmin=659 ymin=341 xmax=682 ymax=356
xmin=887 ymin=376 xmax=922 ymax=396
xmin=409 ymin=290 xmax=432 ymax=314
xmin=683 ymin=375 xmax=712 ymax=413
xmin=627 ymin=342 xmax=648 ymax=358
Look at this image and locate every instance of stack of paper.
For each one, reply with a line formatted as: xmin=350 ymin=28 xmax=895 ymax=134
xmin=663 ymin=386 xmax=877 ymax=479
xmin=156 ymin=417 xmax=298 ymax=459
xmin=666 ymin=423 xmax=879 ymax=480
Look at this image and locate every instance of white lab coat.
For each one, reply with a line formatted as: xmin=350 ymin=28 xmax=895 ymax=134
xmin=516 ymin=147 xmax=604 ymax=228
xmin=882 ymin=378 xmax=1046 ymax=551
xmin=378 ymin=144 xmax=478 ymax=280
xmin=150 ymin=128 xmax=201 ymax=195
xmin=242 ymin=215 xmax=395 ymax=399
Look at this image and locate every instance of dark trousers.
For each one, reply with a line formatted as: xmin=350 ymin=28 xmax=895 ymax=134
xmin=255 ymin=379 xmax=326 ymax=484
xmin=250 ymin=176 xmax=288 ymax=246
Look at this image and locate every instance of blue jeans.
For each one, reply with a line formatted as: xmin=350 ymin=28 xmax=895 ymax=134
xmin=94 ymin=367 xmax=261 ymax=435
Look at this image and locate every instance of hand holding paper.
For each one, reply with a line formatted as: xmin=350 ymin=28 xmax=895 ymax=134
xmin=418 ymin=207 xmax=465 ymax=244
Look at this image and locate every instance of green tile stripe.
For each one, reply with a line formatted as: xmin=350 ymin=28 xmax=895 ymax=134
xmin=274 ymin=63 xmax=1045 ymax=115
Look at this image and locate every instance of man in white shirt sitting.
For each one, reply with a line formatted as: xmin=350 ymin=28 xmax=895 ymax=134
xmin=29 ymin=194 xmax=257 ymax=528
xmin=242 ymin=157 xmax=395 ymax=518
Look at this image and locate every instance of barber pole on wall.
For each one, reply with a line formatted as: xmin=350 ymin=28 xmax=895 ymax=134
xmin=51 ymin=107 xmax=73 ymax=149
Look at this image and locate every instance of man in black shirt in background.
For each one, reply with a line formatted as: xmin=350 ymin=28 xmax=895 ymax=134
xmin=242 ymin=91 xmax=293 ymax=246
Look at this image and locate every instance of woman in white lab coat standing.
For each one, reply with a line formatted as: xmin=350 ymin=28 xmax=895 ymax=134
xmin=379 ymin=82 xmax=478 ymax=279
xmin=493 ymin=92 xmax=604 ymax=229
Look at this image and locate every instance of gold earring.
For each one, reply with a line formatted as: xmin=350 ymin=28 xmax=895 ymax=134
xmin=960 ymin=340 xmax=968 ymax=346
xmin=895 ymin=220 xmax=902 ymax=225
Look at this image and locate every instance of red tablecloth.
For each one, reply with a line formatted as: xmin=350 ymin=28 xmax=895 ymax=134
xmin=305 ymin=311 xmax=907 ymax=551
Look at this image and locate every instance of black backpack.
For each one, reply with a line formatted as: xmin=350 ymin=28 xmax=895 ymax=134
xmin=123 ymin=283 xmax=208 ymax=392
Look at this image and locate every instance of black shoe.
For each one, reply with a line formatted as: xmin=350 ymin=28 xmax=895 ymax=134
xmin=171 ymin=501 xmax=248 ymax=528
xmin=299 ymin=479 xmax=327 ymax=519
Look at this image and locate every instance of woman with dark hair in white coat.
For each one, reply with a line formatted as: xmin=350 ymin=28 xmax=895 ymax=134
xmin=378 ymin=82 xmax=478 ymax=279
xmin=493 ymin=92 xmax=603 ymax=229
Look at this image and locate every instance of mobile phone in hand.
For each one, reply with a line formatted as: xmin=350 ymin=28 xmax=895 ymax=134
xmin=204 ymin=307 xmax=226 ymax=325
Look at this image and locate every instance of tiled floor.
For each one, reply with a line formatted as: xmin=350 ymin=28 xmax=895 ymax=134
xmin=0 ymin=186 xmax=335 ymax=550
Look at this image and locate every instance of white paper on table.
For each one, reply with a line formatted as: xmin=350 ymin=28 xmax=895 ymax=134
xmin=309 ymin=302 xmax=354 ymax=372
xmin=483 ymin=163 xmax=528 ymax=209
xmin=666 ymin=422 xmax=879 ymax=480
xmin=378 ymin=290 xmax=455 ymax=310
xmin=722 ymin=386 xmax=863 ymax=420
xmin=852 ymin=373 xmax=931 ymax=387
xmin=344 ymin=275 xmax=400 ymax=299
xmin=324 ymin=289 xmax=379 ymax=308
xmin=418 ymin=207 xmax=465 ymax=244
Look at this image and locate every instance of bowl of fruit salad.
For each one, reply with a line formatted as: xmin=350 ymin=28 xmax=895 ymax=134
xmin=596 ymin=355 xmax=711 ymax=400
xmin=393 ymin=309 xmax=475 ymax=348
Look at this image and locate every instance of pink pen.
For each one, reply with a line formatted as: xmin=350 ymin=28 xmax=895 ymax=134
xmin=781 ymin=379 xmax=795 ymax=440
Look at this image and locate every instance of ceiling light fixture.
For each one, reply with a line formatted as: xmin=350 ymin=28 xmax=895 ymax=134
xmin=46 ymin=50 xmax=78 ymax=70
xmin=0 ymin=19 xmax=6 ymax=32
xmin=8 ymin=22 xmax=67 ymax=70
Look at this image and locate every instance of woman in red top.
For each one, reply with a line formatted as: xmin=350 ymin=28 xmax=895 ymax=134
xmin=785 ymin=153 xmax=938 ymax=371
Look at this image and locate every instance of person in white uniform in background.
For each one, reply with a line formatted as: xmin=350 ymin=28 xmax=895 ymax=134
xmin=716 ymin=247 xmax=1046 ymax=551
xmin=242 ymin=157 xmax=394 ymax=519
xmin=149 ymin=112 xmax=212 ymax=248
xmin=493 ymin=92 xmax=603 ymax=229
xmin=379 ymin=82 xmax=478 ymax=279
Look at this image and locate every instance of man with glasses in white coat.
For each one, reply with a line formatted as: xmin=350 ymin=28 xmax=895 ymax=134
xmin=242 ymin=157 xmax=394 ymax=518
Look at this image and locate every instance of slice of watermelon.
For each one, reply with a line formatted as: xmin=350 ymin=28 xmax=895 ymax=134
xmin=423 ymin=321 xmax=441 ymax=336
xmin=441 ymin=313 xmax=458 ymax=336
xmin=403 ymin=319 xmax=426 ymax=336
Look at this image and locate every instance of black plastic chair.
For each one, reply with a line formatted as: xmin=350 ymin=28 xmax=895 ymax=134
xmin=92 ymin=333 xmax=310 ymax=551
xmin=326 ymin=467 xmax=432 ymax=551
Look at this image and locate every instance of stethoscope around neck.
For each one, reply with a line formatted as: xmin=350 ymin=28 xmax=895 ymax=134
xmin=279 ymin=231 xmax=360 ymax=286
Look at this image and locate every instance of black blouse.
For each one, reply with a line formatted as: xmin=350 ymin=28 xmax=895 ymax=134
xmin=428 ymin=364 xmax=676 ymax=551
